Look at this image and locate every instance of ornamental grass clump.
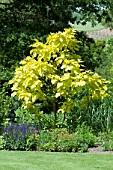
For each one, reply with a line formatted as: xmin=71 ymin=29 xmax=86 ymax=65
xmin=2 ymin=122 xmax=38 ymax=150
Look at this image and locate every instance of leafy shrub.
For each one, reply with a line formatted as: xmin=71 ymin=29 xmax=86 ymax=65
xmin=75 ymin=123 xmax=97 ymax=147
xmin=2 ymin=122 xmax=38 ymax=150
xmin=0 ymin=82 xmax=21 ymax=135
xmin=28 ymin=124 xmax=97 ymax=152
xmin=99 ymin=131 xmax=113 ymax=151
xmin=76 ymin=32 xmax=106 ymax=71
xmin=37 ymin=128 xmax=74 ymax=152
xmin=15 ymin=107 xmax=35 ymax=124
xmin=95 ymin=38 xmax=113 ymax=92
xmin=0 ymin=136 xmax=3 ymax=150
xmin=26 ymin=127 xmax=40 ymax=151
xmin=36 ymin=111 xmax=68 ymax=130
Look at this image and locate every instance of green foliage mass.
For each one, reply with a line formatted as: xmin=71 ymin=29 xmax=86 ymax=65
xmin=100 ymin=131 xmax=113 ymax=151
xmin=27 ymin=124 xmax=97 ymax=152
xmin=0 ymin=0 xmax=112 ymax=63
xmin=1 ymin=0 xmax=113 ymax=135
xmin=96 ymin=38 xmax=113 ymax=80
xmin=2 ymin=122 xmax=97 ymax=152
xmin=76 ymin=32 xmax=106 ymax=71
xmin=2 ymin=122 xmax=37 ymax=150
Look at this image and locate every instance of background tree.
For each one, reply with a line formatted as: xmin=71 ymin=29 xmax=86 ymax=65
xmin=1 ymin=0 xmax=112 ymax=79
xmin=1 ymin=0 xmax=112 ymax=87
xmin=0 ymin=0 xmax=113 ymax=59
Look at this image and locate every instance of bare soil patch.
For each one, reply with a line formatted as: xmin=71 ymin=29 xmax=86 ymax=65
xmin=88 ymin=146 xmax=113 ymax=154
xmin=87 ymin=28 xmax=113 ymax=40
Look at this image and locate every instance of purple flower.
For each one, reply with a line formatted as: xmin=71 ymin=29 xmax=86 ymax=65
xmin=2 ymin=122 xmax=39 ymax=150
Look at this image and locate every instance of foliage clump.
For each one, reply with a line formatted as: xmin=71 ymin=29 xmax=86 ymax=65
xmin=31 ymin=125 xmax=97 ymax=152
xmin=2 ymin=122 xmax=38 ymax=150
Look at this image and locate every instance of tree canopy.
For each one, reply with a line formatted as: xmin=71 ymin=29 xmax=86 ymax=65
xmin=1 ymin=0 xmax=113 ymax=69
xmin=0 ymin=0 xmax=113 ymax=36
xmin=9 ymin=28 xmax=108 ymax=122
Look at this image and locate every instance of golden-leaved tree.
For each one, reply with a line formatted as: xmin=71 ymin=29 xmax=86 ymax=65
xmin=9 ymin=28 xmax=109 ymax=123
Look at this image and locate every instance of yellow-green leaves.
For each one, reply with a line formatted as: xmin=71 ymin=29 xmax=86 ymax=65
xmin=9 ymin=28 xmax=109 ymax=115
xmin=83 ymin=71 xmax=109 ymax=99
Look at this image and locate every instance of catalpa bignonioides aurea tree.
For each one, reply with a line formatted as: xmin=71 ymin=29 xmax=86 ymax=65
xmin=9 ymin=28 xmax=109 ymax=123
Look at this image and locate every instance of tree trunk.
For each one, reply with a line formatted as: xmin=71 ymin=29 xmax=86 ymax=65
xmin=53 ymin=97 xmax=57 ymax=126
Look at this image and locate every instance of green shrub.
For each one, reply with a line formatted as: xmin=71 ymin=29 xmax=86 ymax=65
xmin=28 ymin=124 xmax=97 ymax=152
xmin=95 ymin=38 xmax=113 ymax=83
xmin=76 ymin=32 xmax=106 ymax=71
xmin=26 ymin=132 xmax=39 ymax=151
xmin=99 ymin=131 xmax=113 ymax=151
xmin=0 ymin=136 xmax=3 ymax=150
xmin=2 ymin=122 xmax=38 ymax=150
xmin=0 ymin=82 xmax=20 ymax=134
xmin=35 ymin=112 xmax=68 ymax=130
xmin=15 ymin=107 xmax=35 ymax=124
xmin=75 ymin=123 xmax=97 ymax=147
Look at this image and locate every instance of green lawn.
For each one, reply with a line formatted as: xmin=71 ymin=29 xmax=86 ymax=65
xmin=0 ymin=151 xmax=113 ymax=170
xmin=71 ymin=22 xmax=105 ymax=32
xmin=1 ymin=0 xmax=11 ymax=2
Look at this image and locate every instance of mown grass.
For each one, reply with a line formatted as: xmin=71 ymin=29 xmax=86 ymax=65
xmin=71 ymin=22 xmax=106 ymax=32
xmin=0 ymin=0 xmax=12 ymax=8
xmin=71 ymin=22 xmax=113 ymax=40
xmin=0 ymin=151 xmax=113 ymax=170
xmin=1 ymin=0 xmax=11 ymax=2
